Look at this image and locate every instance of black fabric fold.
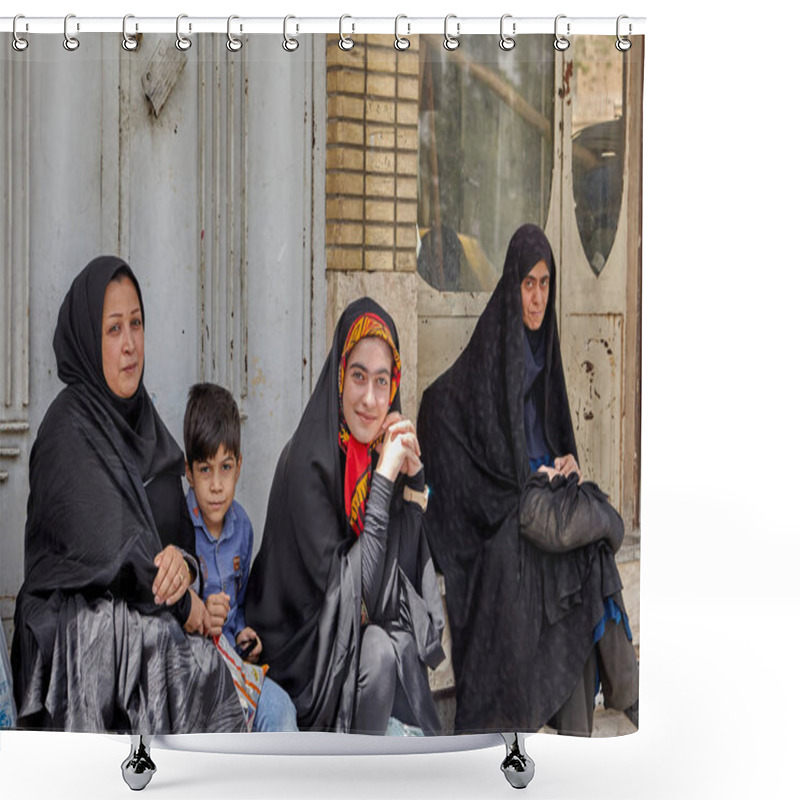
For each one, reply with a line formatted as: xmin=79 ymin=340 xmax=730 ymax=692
xmin=16 ymin=594 xmax=243 ymax=734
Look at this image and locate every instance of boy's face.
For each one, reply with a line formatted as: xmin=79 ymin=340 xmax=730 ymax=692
xmin=186 ymin=444 xmax=242 ymax=539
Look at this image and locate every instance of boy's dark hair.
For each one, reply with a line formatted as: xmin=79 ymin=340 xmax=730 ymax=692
xmin=183 ymin=383 xmax=241 ymax=467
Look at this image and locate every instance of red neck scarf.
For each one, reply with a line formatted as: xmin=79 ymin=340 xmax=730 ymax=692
xmin=338 ymin=313 xmax=401 ymax=537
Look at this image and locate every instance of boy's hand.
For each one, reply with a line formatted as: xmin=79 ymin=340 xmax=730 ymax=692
xmin=153 ymin=544 xmax=192 ymax=606
xmin=183 ymin=590 xmax=212 ymax=636
xmin=205 ymin=592 xmax=230 ymax=637
xmin=236 ymin=627 xmax=263 ymax=663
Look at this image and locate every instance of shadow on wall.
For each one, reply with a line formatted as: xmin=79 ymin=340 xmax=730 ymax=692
xmin=417 ymin=226 xmax=497 ymax=293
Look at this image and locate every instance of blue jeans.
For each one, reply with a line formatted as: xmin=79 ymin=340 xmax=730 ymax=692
xmin=253 ymin=677 xmax=298 ymax=732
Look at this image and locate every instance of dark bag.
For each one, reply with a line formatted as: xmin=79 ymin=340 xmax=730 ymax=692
xmin=519 ymin=471 xmax=624 ymax=554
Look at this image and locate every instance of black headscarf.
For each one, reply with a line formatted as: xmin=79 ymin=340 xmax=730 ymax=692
xmin=247 ymin=298 xmax=444 ymax=732
xmin=517 ymin=226 xmax=560 ymax=464
xmin=53 ymin=255 xmax=184 ymax=481
xmin=418 ymin=224 xmax=620 ymax=733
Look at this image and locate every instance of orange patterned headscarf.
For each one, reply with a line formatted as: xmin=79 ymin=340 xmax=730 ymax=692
xmin=337 ymin=312 xmax=401 ymax=537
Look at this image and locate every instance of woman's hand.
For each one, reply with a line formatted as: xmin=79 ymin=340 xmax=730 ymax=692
xmin=183 ymin=589 xmax=212 ymax=636
xmin=537 ymin=465 xmax=559 ymax=482
xmin=554 ymin=454 xmax=581 ymax=481
xmin=235 ymin=627 xmax=263 ymax=663
xmin=205 ymin=592 xmax=231 ymax=638
xmin=382 ymin=413 xmax=422 ymax=476
xmin=376 ymin=414 xmax=422 ymax=481
xmin=153 ymin=544 xmax=192 ymax=606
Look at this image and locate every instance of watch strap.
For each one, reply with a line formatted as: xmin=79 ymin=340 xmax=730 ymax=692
xmin=403 ymin=484 xmax=429 ymax=512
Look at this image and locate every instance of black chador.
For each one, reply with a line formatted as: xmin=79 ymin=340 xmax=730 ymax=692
xmin=418 ymin=225 xmax=638 ymax=734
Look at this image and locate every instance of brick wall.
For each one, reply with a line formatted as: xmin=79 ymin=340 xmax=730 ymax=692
xmin=326 ymin=34 xmax=420 ymax=276
xmin=325 ymin=34 xmax=421 ymax=417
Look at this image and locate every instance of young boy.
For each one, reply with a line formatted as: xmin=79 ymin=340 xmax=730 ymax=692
xmin=183 ymin=382 xmax=297 ymax=732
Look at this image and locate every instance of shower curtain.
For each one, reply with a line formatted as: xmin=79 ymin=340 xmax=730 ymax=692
xmin=0 ymin=25 xmax=642 ymax=740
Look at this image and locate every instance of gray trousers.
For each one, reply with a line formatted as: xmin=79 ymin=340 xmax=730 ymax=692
xmin=353 ymin=625 xmax=416 ymax=734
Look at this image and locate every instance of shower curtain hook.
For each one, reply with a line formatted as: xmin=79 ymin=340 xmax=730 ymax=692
xmin=554 ymin=14 xmax=570 ymax=51
xmin=283 ymin=15 xmax=299 ymax=52
xmin=394 ymin=15 xmax=411 ymax=51
xmin=63 ymin=13 xmax=80 ymax=51
xmin=443 ymin=14 xmax=460 ymax=51
xmin=12 ymin=14 xmax=29 ymax=52
xmin=175 ymin=14 xmax=192 ymax=50
xmin=338 ymin=15 xmax=355 ymax=51
xmin=499 ymin=14 xmax=516 ymax=51
xmin=121 ymin=14 xmax=139 ymax=51
xmin=227 ymin=15 xmax=243 ymax=52
xmin=616 ymin=15 xmax=632 ymax=51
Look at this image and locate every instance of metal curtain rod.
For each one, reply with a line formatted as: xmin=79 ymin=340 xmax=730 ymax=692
xmin=0 ymin=15 xmax=645 ymax=36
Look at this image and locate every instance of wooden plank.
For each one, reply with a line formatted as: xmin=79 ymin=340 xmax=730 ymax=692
xmin=623 ymin=40 xmax=644 ymax=533
xmin=141 ymin=38 xmax=188 ymax=118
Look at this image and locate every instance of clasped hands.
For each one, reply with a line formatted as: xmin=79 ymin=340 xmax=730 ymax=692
xmin=375 ymin=411 xmax=422 ymax=482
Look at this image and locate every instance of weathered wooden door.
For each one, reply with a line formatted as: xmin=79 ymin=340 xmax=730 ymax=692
xmin=416 ymin=36 xmax=642 ymax=533
xmin=554 ymin=37 xmax=643 ymax=530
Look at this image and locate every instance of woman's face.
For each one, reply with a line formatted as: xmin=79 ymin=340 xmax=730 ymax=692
xmin=341 ymin=337 xmax=393 ymax=445
xmin=101 ymin=275 xmax=144 ymax=399
xmin=520 ymin=260 xmax=550 ymax=331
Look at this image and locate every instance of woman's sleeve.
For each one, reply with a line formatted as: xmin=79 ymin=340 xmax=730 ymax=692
xmin=177 ymin=498 xmax=203 ymax=596
xmin=360 ymin=473 xmax=393 ymax=620
xmin=144 ymin=473 xmax=195 ymax=624
xmin=234 ymin=514 xmax=254 ymax=636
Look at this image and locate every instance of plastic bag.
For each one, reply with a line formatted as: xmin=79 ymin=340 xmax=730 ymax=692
xmin=214 ymin=634 xmax=268 ymax=732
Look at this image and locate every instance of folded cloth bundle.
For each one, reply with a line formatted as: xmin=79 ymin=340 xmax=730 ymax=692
xmin=519 ymin=472 xmax=624 ymax=554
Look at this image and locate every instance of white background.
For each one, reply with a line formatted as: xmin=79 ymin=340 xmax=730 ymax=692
xmin=3 ymin=1 xmax=798 ymax=798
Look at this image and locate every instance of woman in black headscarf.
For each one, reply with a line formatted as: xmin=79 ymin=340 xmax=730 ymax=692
xmin=417 ymin=224 xmax=638 ymax=735
xmin=11 ymin=256 xmax=244 ymax=733
xmin=246 ymin=298 xmax=444 ymax=734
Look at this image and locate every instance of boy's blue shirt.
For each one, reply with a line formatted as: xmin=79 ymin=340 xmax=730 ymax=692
xmin=186 ymin=486 xmax=253 ymax=649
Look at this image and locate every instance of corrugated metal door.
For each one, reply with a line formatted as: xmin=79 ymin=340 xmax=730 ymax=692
xmin=0 ymin=34 xmax=324 ymax=640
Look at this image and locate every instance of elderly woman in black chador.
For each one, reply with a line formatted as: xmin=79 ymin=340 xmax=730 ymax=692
xmin=246 ymin=298 xmax=444 ymax=734
xmin=11 ymin=256 xmax=244 ymax=733
xmin=417 ymin=224 xmax=638 ymax=735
